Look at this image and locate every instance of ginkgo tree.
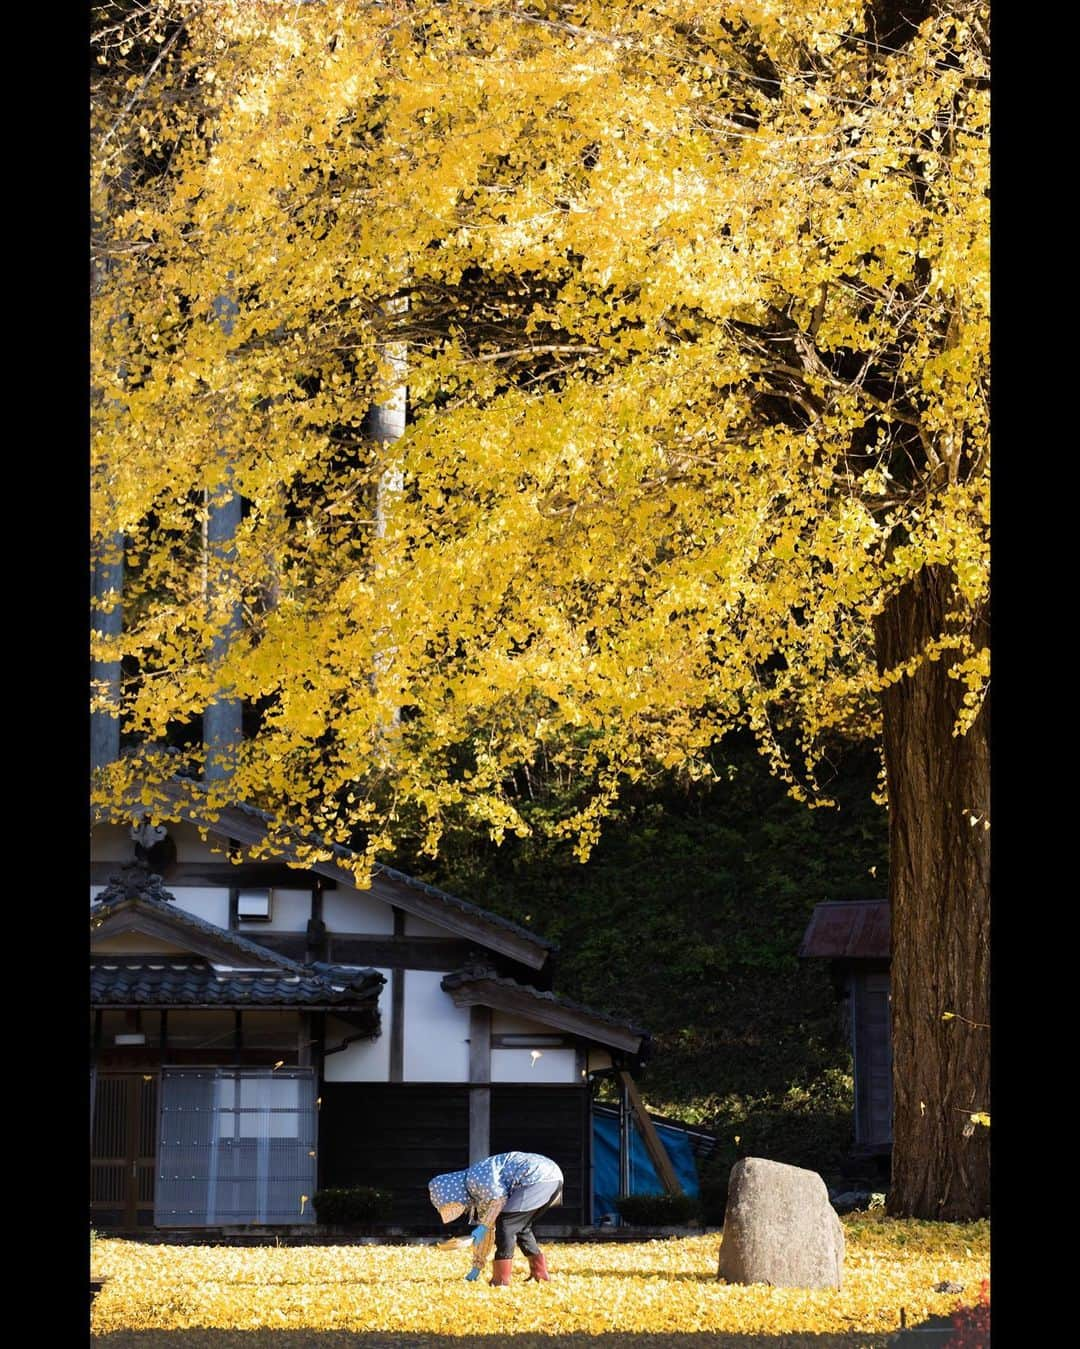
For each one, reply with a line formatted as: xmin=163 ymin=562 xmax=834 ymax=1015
xmin=91 ymin=0 xmax=989 ymax=1219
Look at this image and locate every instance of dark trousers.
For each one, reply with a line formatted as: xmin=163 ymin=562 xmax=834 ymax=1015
xmin=494 ymin=1188 xmax=563 ymax=1259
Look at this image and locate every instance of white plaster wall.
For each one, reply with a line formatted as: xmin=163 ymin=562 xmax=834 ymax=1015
xmin=403 ymin=971 xmax=470 ymax=1081
xmin=321 ymin=972 xmax=393 ymax=1081
xmin=403 ymin=913 xmax=452 ymax=938
xmin=168 ymin=886 xmax=230 ymax=928
xmin=171 ymin=821 xmax=230 ymax=862
xmin=490 ymin=1047 xmax=578 ymax=1083
xmin=237 ymin=887 xmax=311 ymax=934
xmin=322 ymin=886 xmax=394 ymax=935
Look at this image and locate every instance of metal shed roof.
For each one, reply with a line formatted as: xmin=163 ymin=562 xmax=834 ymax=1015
xmin=798 ymin=899 xmax=890 ymax=960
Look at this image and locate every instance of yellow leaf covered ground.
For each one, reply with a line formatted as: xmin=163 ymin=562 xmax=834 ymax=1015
xmin=91 ymin=1216 xmax=988 ymax=1348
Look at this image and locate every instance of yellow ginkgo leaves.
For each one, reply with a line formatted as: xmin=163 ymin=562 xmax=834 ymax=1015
xmin=90 ymin=1222 xmax=990 ymax=1340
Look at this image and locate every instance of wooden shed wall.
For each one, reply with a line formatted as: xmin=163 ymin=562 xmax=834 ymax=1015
xmin=318 ymin=1084 xmax=470 ymax=1226
xmin=490 ymin=1084 xmax=589 ymax=1226
xmin=318 ymin=1082 xmax=591 ymax=1227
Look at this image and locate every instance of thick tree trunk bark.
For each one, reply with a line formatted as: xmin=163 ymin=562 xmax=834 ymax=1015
xmin=874 ymin=566 xmax=989 ymax=1220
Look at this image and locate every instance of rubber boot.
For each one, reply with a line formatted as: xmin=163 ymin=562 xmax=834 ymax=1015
xmin=525 ymin=1251 xmax=550 ymax=1282
xmin=489 ymin=1258 xmax=513 ymax=1287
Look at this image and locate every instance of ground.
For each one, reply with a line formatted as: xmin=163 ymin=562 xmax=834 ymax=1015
xmin=90 ymin=1218 xmax=989 ymax=1347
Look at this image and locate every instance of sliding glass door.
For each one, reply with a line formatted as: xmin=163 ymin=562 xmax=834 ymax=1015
xmin=156 ymin=1068 xmax=317 ymax=1226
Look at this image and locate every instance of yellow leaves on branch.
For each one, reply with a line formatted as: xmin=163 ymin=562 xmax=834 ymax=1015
xmin=91 ymin=0 xmax=989 ymax=855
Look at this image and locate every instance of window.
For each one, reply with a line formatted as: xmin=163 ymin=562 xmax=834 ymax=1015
xmin=236 ymin=887 xmax=272 ymax=922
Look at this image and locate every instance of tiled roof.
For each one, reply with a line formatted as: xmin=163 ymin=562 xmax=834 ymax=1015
xmin=91 ymin=885 xmax=308 ymax=972
xmin=371 ymin=861 xmax=556 ymax=951
xmin=91 ymin=875 xmax=383 ymax=1013
xmin=217 ymin=796 xmax=556 ymax=952
xmin=100 ymin=783 xmax=556 ymax=956
xmin=91 ymin=957 xmax=384 ymax=1010
xmin=441 ymin=965 xmax=650 ymax=1054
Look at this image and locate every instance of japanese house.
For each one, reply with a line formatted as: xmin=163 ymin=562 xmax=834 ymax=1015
xmin=91 ymin=781 xmax=653 ymax=1232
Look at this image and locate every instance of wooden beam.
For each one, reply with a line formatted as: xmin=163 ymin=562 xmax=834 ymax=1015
xmin=90 ymin=862 xmax=338 ymax=888
xmin=618 ymin=1070 xmax=683 ymax=1197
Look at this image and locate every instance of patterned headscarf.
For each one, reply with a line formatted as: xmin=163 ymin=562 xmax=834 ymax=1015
xmin=428 ymin=1169 xmax=470 ymax=1224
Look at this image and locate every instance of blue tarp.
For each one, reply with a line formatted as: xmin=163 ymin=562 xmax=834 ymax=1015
xmin=592 ymin=1109 xmax=701 ymax=1222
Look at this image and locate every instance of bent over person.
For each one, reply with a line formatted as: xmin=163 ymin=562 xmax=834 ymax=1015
xmin=429 ymin=1150 xmax=564 ymax=1285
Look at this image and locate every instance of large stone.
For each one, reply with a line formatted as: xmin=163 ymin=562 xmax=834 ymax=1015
xmin=717 ymin=1157 xmax=844 ymax=1288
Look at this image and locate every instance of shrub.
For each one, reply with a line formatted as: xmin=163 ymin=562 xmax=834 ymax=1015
xmin=614 ymin=1192 xmax=700 ymax=1227
xmin=312 ymin=1186 xmax=394 ymax=1225
xmin=945 ymin=1279 xmax=990 ymax=1349
xmin=697 ymin=1174 xmax=730 ymax=1225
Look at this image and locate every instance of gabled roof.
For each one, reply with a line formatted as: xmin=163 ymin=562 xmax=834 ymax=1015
xmin=798 ymin=899 xmax=890 ymax=960
xmin=100 ymin=780 xmax=555 ymax=972
xmin=92 ymin=868 xmax=309 ymax=972
xmin=441 ymin=966 xmax=650 ymax=1059
xmin=91 ymin=867 xmax=384 ymax=1017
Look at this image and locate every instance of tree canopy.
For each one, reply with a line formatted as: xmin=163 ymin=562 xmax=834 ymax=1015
xmin=92 ymin=0 xmax=987 ymax=858
xmin=91 ymin=0 xmax=989 ymax=1218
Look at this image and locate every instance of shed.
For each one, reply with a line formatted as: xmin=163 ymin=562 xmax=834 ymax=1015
xmin=798 ymin=899 xmax=892 ymax=1158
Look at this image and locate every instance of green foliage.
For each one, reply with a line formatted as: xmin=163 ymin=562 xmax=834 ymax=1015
xmin=312 ymin=1186 xmax=394 ymax=1225
xmin=615 ymin=1193 xmax=700 ymax=1227
xmin=697 ymin=1171 xmax=732 ymax=1227
xmin=395 ymin=734 xmax=887 ymax=1187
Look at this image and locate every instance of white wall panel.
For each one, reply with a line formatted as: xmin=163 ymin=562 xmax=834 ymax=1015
xmin=403 ymin=971 xmax=470 ymax=1081
xmin=490 ymin=1048 xmax=578 ymax=1083
xmin=171 ymin=822 xmax=230 ymax=862
xmin=322 ymin=886 xmax=394 ymax=935
xmin=169 ymin=886 xmax=230 ymax=928
xmin=321 ymin=973 xmax=393 ymax=1081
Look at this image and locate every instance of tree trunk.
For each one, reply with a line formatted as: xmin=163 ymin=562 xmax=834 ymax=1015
xmin=874 ymin=566 xmax=990 ymax=1220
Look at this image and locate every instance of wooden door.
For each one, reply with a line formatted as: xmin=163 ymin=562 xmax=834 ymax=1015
xmin=90 ymin=1072 xmax=159 ymax=1228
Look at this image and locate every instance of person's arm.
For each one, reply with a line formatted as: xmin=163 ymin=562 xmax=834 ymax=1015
xmin=466 ymin=1197 xmax=506 ymax=1276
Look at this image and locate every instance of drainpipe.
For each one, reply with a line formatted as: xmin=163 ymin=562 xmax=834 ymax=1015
xmin=91 ymin=531 xmax=124 ymax=771
xmin=203 ymin=289 xmax=243 ymax=783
